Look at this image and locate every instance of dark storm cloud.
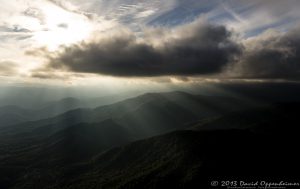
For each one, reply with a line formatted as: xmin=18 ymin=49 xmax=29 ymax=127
xmin=230 ymin=27 xmax=300 ymax=80
xmin=45 ymin=20 xmax=240 ymax=77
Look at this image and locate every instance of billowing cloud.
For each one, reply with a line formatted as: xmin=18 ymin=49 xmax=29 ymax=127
xmin=44 ymin=19 xmax=240 ymax=77
xmin=41 ymin=19 xmax=300 ymax=81
xmin=2 ymin=0 xmax=300 ymax=83
xmin=227 ymin=27 xmax=300 ymax=80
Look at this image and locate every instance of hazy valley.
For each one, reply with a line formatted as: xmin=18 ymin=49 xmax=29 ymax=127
xmin=0 ymin=85 xmax=300 ymax=188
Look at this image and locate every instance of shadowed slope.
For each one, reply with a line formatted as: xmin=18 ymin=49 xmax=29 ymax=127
xmin=2 ymin=103 xmax=299 ymax=189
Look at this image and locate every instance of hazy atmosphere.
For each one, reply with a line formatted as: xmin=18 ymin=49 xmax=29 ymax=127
xmin=1 ymin=1 xmax=300 ymax=188
xmin=1 ymin=0 xmax=300 ymax=84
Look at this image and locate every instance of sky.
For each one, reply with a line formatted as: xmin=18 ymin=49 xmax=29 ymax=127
xmin=1 ymin=0 xmax=300 ymax=89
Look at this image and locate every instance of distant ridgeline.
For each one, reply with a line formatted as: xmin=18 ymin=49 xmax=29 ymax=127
xmin=0 ymin=91 xmax=299 ymax=188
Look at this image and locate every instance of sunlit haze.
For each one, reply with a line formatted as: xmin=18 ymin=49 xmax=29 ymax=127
xmin=1 ymin=0 xmax=300 ymax=89
xmin=1 ymin=1 xmax=300 ymax=188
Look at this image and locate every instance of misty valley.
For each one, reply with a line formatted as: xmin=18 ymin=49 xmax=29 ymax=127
xmin=0 ymin=84 xmax=300 ymax=189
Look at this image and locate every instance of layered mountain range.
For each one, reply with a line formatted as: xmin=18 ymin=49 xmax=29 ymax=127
xmin=0 ymin=91 xmax=299 ymax=188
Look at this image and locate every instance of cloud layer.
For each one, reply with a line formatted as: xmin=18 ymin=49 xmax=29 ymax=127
xmin=42 ymin=19 xmax=300 ymax=81
xmin=229 ymin=27 xmax=300 ymax=80
xmin=45 ymin=19 xmax=240 ymax=77
xmin=2 ymin=0 xmax=300 ymax=83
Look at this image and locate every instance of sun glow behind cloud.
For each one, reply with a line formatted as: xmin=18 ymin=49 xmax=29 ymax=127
xmin=1 ymin=0 xmax=300 ymax=87
xmin=0 ymin=0 xmax=118 ymax=81
xmin=32 ymin=2 xmax=93 ymax=51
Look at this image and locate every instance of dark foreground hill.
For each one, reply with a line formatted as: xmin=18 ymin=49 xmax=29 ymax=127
xmin=1 ymin=102 xmax=299 ymax=188
xmin=47 ymin=129 xmax=299 ymax=189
